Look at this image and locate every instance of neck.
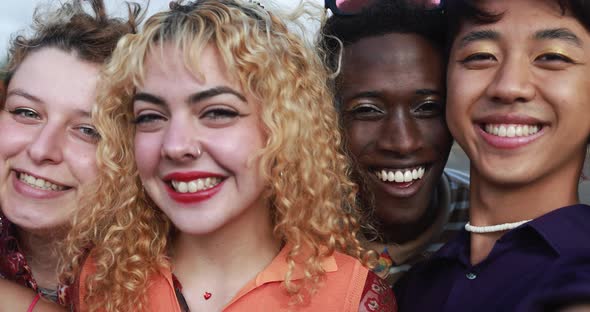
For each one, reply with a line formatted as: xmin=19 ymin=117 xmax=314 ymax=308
xmin=468 ymin=162 xmax=580 ymax=264
xmin=172 ymin=198 xmax=281 ymax=311
xmin=375 ymin=191 xmax=439 ymax=245
xmin=17 ymin=227 xmax=64 ymax=290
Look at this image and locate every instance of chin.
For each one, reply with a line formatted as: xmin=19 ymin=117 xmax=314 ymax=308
xmin=374 ymin=195 xmax=431 ymax=226
xmin=475 ymin=160 xmax=543 ymax=187
xmin=171 ymin=217 xmax=224 ymax=236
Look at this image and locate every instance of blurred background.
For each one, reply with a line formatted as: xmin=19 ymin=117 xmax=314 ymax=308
xmin=0 ymin=0 xmax=588 ymax=203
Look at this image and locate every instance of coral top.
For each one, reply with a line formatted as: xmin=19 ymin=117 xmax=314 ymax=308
xmin=76 ymin=245 xmax=380 ymax=311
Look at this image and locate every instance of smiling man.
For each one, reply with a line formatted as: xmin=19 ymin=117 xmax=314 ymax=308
xmin=394 ymin=0 xmax=590 ymax=310
xmin=321 ymin=0 xmax=469 ymax=285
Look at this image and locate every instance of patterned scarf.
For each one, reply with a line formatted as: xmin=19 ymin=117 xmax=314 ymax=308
xmin=0 ymin=215 xmax=69 ymax=305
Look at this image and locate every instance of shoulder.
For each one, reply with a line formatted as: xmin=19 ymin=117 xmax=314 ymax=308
xmin=517 ymin=252 xmax=590 ymax=311
xmin=328 ymin=251 xmax=370 ymax=292
xmin=320 ymin=251 xmax=398 ymax=311
xmin=75 ymin=252 xmax=180 ymax=312
xmin=359 ymin=271 xmax=397 ymax=312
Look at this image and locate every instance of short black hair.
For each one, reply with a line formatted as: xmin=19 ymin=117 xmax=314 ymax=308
xmin=447 ymin=0 xmax=590 ymax=44
xmin=319 ymin=0 xmax=446 ymax=76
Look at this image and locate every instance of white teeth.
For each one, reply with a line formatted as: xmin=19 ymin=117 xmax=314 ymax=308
xmin=483 ymin=124 xmax=541 ymax=137
xmin=18 ymin=173 xmax=65 ymax=191
xmin=403 ymin=171 xmax=412 ymax=182
xmin=187 ymin=181 xmax=197 ymax=193
xmin=374 ymin=167 xmax=426 ymax=183
xmin=387 ymin=171 xmax=394 ymax=182
xmin=171 ymin=177 xmax=222 ymax=193
xmin=394 ymin=171 xmax=404 ymax=183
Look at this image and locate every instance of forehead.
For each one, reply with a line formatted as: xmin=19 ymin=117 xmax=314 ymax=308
xmin=454 ymin=0 xmax=589 ymax=42
xmin=140 ymin=43 xmax=238 ymax=91
xmin=8 ymin=47 xmax=99 ymax=112
xmin=340 ymin=33 xmax=444 ymax=86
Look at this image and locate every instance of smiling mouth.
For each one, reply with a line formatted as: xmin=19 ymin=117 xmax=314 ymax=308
xmin=169 ymin=177 xmax=223 ymax=193
xmin=373 ymin=166 xmax=426 ymax=183
xmin=481 ymin=123 xmax=543 ymax=137
xmin=16 ymin=171 xmax=69 ymax=191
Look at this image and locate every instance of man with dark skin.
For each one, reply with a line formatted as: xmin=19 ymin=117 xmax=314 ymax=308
xmin=321 ymin=0 xmax=469 ymax=284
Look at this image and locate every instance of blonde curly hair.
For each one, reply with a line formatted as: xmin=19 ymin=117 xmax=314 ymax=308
xmin=61 ymin=1 xmax=371 ymax=311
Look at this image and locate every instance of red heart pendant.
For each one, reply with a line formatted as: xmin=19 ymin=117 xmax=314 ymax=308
xmin=204 ymin=292 xmax=212 ymax=300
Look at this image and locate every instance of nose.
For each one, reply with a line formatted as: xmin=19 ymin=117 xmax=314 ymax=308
xmin=27 ymin=123 xmax=64 ymax=165
xmin=161 ymin=116 xmax=202 ymax=162
xmin=486 ymin=55 xmax=536 ymax=104
xmin=376 ymin=110 xmax=423 ymax=156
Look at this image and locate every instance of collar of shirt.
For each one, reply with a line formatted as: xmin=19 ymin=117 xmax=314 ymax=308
xmin=429 ymin=204 xmax=590 ymax=266
xmin=165 ymin=243 xmax=339 ymax=309
xmin=226 ymin=243 xmax=337 ymax=307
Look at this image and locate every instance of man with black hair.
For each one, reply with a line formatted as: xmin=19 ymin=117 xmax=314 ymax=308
xmin=394 ymin=0 xmax=590 ymax=310
xmin=321 ymin=0 xmax=469 ymax=285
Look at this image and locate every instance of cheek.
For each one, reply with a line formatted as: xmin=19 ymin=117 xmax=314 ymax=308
xmin=207 ymin=123 xmax=266 ymax=174
xmin=344 ymin=121 xmax=377 ymax=156
xmin=65 ymin=144 xmax=99 ymax=184
xmin=420 ymin=119 xmax=453 ymax=155
xmin=0 ymin=118 xmax=32 ymax=160
xmin=134 ymin=132 xmax=163 ymax=178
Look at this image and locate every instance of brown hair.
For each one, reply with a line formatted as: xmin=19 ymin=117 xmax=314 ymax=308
xmin=3 ymin=0 xmax=142 ymax=91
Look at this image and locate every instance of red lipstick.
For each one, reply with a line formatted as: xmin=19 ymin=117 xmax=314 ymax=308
xmin=163 ymin=171 xmax=225 ymax=204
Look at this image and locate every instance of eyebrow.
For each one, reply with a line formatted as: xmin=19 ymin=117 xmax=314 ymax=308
xmin=416 ymin=89 xmax=442 ymax=96
xmin=133 ymin=86 xmax=247 ymax=107
xmin=348 ymin=91 xmax=381 ymax=100
xmin=534 ymin=28 xmax=582 ymax=47
xmin=6 ymin=89 xmax=42 ymax=103
xmin=71 ymin=108 xmax=92 ymax=118
xmin=458 ymin=29 xmax=500 ymax=48
xmin=133 ymin=92 xmax=165 ymax=106
xmin=188 ymin=86 xmax=247 ymax=104
xmin=7 ymin=89 xmax=92 ymax=117
xmin=348 ymin=89 xmax=442 ymax=100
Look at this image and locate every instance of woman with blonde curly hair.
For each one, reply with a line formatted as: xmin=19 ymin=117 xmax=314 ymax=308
xmin=0 ymin=0 xmax=140 ymax=310
xmin=62 ymin=0 xmax=396 ymax=311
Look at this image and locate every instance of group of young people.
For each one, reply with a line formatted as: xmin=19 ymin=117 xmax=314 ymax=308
xmin=0 ymin=0 xmax=588 ymax=311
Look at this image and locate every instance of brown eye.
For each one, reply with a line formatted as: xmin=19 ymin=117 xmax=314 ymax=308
xmin=536 ymin=53 xmax=573 ymax=63
xmin=346 ymin=103 xmax=385 ymax=120
xmin=460 ymin=52 xmax=497 ymax=64
xmin=413 ymin=101 xmax=443 ymax=118
xmin=201 ymin=108 xmax=239 ymax=120
xmin=133 ymin=113 xmax=165 ymax=125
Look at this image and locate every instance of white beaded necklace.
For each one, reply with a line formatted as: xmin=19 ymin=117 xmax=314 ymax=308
xmin=464 ymin=220 xmax=532 ymax=233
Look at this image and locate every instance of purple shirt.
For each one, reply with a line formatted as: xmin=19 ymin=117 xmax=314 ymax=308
xmin=394 ymin=204 xmax=590 ymax=312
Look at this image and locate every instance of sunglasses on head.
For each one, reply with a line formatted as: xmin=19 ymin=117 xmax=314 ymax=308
xmin=325 ymin=0 xmax=444 ymax=16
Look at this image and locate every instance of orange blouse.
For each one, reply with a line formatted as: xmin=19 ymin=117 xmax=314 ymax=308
xmin=76 ymin=246 xmax=395 ymax=311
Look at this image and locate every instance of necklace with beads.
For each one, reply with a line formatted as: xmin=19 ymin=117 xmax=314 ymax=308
xmin=464 ymin=219 xmax=532 ymax=233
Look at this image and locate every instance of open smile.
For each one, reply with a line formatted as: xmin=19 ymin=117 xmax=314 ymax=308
xmin=477 ymin=122 xmax=546 ymax=149
xmin=163 ymin=171 xmax=226 ymax=204
xmin=11 ymin=170 xmax=72 ymax=200
xmin=368 ymin=164 xmax=431 ymax=198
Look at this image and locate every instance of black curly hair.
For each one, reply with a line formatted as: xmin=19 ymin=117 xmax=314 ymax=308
xmin=319 ymin=0 xmax=446 ymax=78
